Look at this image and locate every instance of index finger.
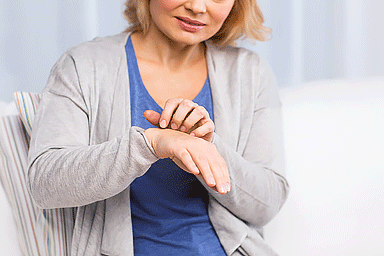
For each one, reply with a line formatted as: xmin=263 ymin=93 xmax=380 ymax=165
xmin=159 ymin=98 xmax=183 ymax=128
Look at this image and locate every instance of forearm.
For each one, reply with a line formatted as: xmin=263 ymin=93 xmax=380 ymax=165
xmin=201 ymin=56 xmax=290 ymax=227
xmin=27 ymin=127 xmax=159 ymax=209
xmin=207 ymin=133 xmax=289 ymax=227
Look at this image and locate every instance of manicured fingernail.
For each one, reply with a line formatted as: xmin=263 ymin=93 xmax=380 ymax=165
xmin=180 ymin=125 xmax=187 ymax=132
xmin=190 ymin=132 xmax=196 ymax=137
xmin=219 ymin=184 xmax=227 ymax=194
xmin=160 ymin=119 xmax=167 ymax=128
xmin=171 ymin=122 xmax=178 ymax=129
xmin=226 ymin=183 xmax=231 ymax=193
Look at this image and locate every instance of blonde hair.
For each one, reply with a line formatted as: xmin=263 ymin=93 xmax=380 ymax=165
xmin=123 ymin=0 xmax=270 ymax=47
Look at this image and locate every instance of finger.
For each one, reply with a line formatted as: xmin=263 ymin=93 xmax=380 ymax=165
xmin=181 ymin=106 xmax=209 ymax=132
xmin=174 ymin=149 xmax=200 ymax=175
xmin=189 ymin=151 xmax=216 ymax=187
xmin=209 ymin=153 xmax=230 ymax=194
xmin=144 ymin=110 xmax=161 ymax=127
xmin=171 ymin=100 xmax=197 ymax=130
xmin=159 ymin=98 xmax=183 ymax=128
xmin=172 ymin=157 xmax=198 ymax=175
xmin=189 ymin=119 xmax=214 ymax=138
xmin=196 ymin=173 xmax=220 ymax=193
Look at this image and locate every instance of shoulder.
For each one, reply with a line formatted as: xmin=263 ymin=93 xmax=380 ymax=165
xmin=63 ymin=33 xmax=129 ymax=68
xmin=206 ymin=42 xmax=274 ymax=81
xmin=49 ymin=33 xmax=129 ymax=78
xmin=51 ymin=33 xmax=130 ymax=88
xmin=68 ymin=32 xmax=128 ymax=57
xmin=206 ymin=42 xmax=276 ymax=92
xmin=206 ymin=42 xmax=262 ymax=69
xmin=45 ymin=33 xmax=130 ymax=106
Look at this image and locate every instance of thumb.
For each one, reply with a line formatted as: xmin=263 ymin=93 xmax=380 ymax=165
xmin=144 ymin=110 xmax=161 ymax=127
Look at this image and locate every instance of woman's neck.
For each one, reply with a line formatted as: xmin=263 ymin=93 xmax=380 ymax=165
xmin=131 ymin=23 xmax=206 ymax=72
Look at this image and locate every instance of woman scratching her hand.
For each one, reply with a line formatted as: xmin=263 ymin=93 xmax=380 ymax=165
xmin=27 ymin=0 xmax=289 ymax=255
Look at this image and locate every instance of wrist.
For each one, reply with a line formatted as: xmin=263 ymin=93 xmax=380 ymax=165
xmin=145 ymin=128 xmax=171 ymax=158
xmin=144 ymin=128 xmax=159 ymax=149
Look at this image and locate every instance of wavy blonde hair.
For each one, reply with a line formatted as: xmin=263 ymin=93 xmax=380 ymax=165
xmin=123 ymin=0 xmax=270 ymax=47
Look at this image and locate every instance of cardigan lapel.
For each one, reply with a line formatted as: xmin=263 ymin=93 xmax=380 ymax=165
xmin=101 ymin=32 xmax=134 ymax=256
xmin=99 ymin=35 xmax=251 ymax=255
xmin=206 ymin=42 xmax=240 ymax=151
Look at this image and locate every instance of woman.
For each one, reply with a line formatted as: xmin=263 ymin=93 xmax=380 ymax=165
xmin=27 ymin=0 xmax=289 ymax=255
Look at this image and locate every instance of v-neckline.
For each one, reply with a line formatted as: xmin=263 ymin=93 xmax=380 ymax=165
xmin=126 ymin=35 xmax=209 ymax=110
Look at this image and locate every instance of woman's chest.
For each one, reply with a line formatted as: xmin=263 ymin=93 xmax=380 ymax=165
xmin=138 ymin=60 xmax=208 ymax=108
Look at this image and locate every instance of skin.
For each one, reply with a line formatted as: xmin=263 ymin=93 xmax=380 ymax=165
xmin=132 ymin=0 xmax=235 ymax=194
xmin=144 ymin=98 xmax=214 ymax=142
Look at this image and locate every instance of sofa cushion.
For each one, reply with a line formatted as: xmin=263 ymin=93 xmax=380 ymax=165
xmin=14 ymin=92 xmax=41 ymax=137
xmin=0 ymin=92 xmax=70 ymax=255
xmin=264 ymin=77 xmax=384 ymax=255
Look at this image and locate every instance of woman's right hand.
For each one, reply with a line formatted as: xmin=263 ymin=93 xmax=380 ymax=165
xmin=144 ymin=127 xmax=230 ymax=194
xmin=144 ymin=98 xmax=215 ymax=142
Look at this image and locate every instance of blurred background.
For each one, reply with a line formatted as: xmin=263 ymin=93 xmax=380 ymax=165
xmin=1 ymin=0 xmax=383 ymax=101
xmin=1 ymin=1 xmax=383 ymax=255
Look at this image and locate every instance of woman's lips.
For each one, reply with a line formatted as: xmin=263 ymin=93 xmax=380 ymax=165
xmin=175 ymin=16 xmax=206 ymax=33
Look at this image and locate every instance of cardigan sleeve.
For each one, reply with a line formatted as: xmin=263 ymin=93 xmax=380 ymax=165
xmin=205 ymin=57 xmax=289 ymax=228
xmin=27 ymin=53 xmax=159 ymax=209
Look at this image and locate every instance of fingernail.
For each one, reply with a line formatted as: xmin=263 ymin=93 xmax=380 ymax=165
xmin=190 ymin=132 xmax=196 ymax=137
xmin=219 ymin=184 xmax=227 ymax=194
xmin=207 ymin=177 xmax=215 ymax=186
xmin=160 ymin=119 xmax=167 ymax=128
xmin=171 ymin=122 xmax=178 ymax=129
xmin=180 ymin=125 xmax=187 ymax=132
xmin=226 ymin=183 xmax=231 ymax=193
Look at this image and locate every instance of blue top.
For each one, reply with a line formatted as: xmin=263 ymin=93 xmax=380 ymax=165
xmin=127 ymin=36 xmax=226 ymax=255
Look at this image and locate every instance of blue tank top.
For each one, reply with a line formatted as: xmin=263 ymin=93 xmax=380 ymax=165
xmin=127 ymin=36 xmax=226 ymax=255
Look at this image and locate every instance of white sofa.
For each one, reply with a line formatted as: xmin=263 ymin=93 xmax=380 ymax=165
xmin=1 ymin=77 xmax=383 ymax=255
xmin=264 ymin=77 xmax=384 ymax=255
xmin=0 ymin=101 xmax=22 ymax=255
xmin=0 ymin=177 xmax=22 ymax=255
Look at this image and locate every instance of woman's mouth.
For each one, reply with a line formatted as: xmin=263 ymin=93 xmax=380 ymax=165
xmin=175 ymin=16 xmax=206 ymax=33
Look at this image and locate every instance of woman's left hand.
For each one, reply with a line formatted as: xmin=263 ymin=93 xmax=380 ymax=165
xmin=144 ymin=98 xmax=214 ymax=142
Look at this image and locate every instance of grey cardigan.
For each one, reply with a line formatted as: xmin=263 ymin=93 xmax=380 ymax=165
xmin=28 ymin=33 xmax=289 ymax=255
